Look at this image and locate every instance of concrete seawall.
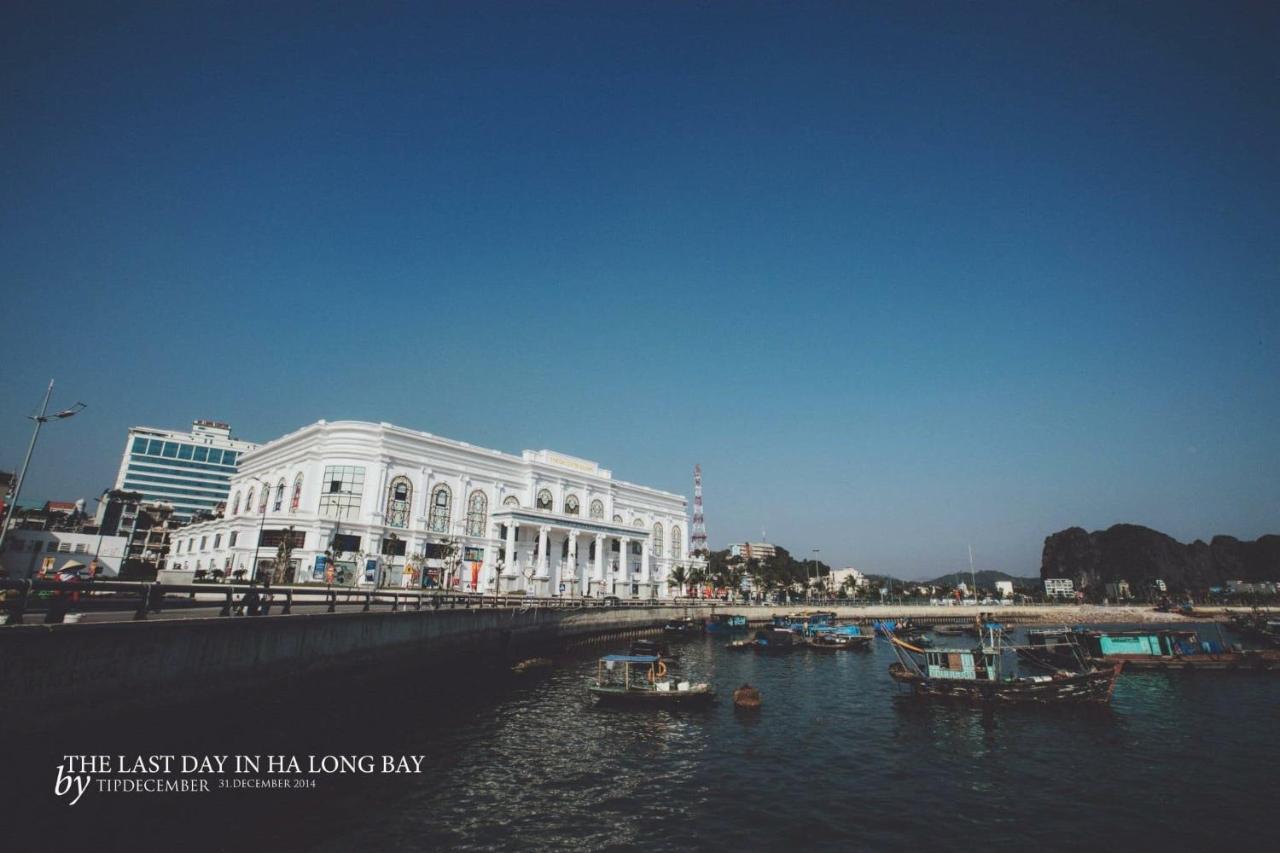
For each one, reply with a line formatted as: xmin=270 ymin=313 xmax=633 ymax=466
xmin=0 ymin=602 xmax=1226 ymax=729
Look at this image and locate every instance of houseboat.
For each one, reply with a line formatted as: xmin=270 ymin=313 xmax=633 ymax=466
xmin=883 ymin=627 xmax=1122 ymax=704
xmin=586 ymin=654 xmax=714 ymax=705
xmin=1076 ymin=629 xmax=1280 ymax=670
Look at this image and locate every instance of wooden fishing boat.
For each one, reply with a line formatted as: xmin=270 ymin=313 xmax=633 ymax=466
xmin=753 ymin=627 xmax=802 ymax=653
xmin=663 ymin=616 xmax=702 ymax=634
xmin=883 ymin=627 xmax=1122 ymax=704
xmin=1076 ymin=629 xmax=1280 ymax=671
xmin=586 ymin=654 xmax=714 ymax=705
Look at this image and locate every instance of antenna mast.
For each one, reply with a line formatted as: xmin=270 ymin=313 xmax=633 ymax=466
xmin=691 ymin=464 xmax=707 ymax=555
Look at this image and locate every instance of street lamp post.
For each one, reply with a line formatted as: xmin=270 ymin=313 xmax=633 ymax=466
xmin=0 ymin=380 xmax=85 ymax=559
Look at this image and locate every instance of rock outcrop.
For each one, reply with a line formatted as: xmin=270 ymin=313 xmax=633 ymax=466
xmin=1040 ymin=524 xmax=1280 ymax=593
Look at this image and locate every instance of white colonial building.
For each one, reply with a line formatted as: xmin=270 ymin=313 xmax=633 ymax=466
xmin=166 ymin=420 xmax=694 ymax=599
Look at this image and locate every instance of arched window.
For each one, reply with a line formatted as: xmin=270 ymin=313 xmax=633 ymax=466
xmin=429 ymin=485 xmax=451 ymax=533
xmin=589 ymin=499 xmax=604 ymax=519
xmin=245 ymin=488 xmax=255 ymax=516
xmin=564 ymin=494 xmax=579 ymax=515
xmin=385 ymin=476 xmax=412 ymax=529
xmin=612 ymin=514 xmax=623 ymax=524
xmin=231 ymin=491 xmax=241 ymax=515
xmin=273 ymin=479 xmax=285 ymax=512
xmin=633 ymin=518 xmax=644 ymax=528
xmin=503 ymin=495 xmax=519 ymax=508
xmin=258 ymin=487 xmax=268 ymax=514
xmin=653 ymin=523 xmax=664 ymax=555
xmin=536 ymin=489 xmax=553 ymax=511
xmin=670 ymin=526 xmax=681 ymax=558
xmin=466 ymin=490 xmax=487 ymax=536
xmin=290 ymin=474 xmax=303 ymax=513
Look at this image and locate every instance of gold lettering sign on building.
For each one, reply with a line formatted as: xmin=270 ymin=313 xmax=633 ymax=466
xmin=545 ymin=453 xmax=598 ymax=474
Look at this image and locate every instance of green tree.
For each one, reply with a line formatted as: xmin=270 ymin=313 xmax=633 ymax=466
xmin=667 ymin=564 xmax=690 ymax=597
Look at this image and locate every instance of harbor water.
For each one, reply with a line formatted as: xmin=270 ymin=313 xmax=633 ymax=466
xmin=7 ymin=623 xmax=1279 ymax=852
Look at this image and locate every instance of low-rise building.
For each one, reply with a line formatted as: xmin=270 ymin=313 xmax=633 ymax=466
xmin=830 ymin=567 xmax=868 ymax=591
xmin=1 ymin=530 xmax=127 ymax=578
xmin=732 ymin=542 xmax=777 ymax=562
xmin=994 ymin=580 xmax=1014 ymax=598
xmin=1105 ymin=580 xmax=1132 ymax=600
xmin=1044 ymin=577 xmax=1074 ymax=598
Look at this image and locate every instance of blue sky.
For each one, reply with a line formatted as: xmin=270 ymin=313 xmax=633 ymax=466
xmin=2 ymin=2 xmax=1277 ymax=578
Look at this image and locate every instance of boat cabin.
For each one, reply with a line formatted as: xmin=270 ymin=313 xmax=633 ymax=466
xmin=1078 ymin=630 xmax=1205 ymax=658
xmin=923 ymin=649 xmax=1000 ymax=681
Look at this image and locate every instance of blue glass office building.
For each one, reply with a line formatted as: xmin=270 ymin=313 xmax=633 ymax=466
xmin=112 ymin=420 xmax=258 ymax=520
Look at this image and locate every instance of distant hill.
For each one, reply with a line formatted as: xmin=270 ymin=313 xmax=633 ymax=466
xmin=1041 ymin=524 xmax=1280 ymax=592
xmin=925 ymin=570 xmax=1039 ymax=590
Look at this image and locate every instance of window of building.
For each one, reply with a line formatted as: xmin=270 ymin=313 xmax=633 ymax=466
xmin=148 ymin=439 xmax=164 ymax=455
xmin=385 ymin=476 xmax=412 ymax=529
xmin=178 ymin=444 xmax=194 ymax=460
xmin=257 ymin=487 xmax=268 ymax=514
xmin=503 ymin=495 xmax=519 ymax=507
xmin=589 ymin=499 xmax=604 ymax=519
xmin=466 ymin=490 xmax=487 ymax=536
xmin=381 ymin=536 xmax=407 ymax=556
xmin=214 ymin=533 xmax=222 ymax=549
xmin=564 ymin=494 xmax=579 ymax=515
xmin=231 ymin=491 xmax=241 ymax=515
xmin=193 ymin=446 xmax=208 ymax=462
xmin=132 ymin=437 xmax=147 ymax=454
xmin=653 ymin=523 xmax=664 ymax=555
xmin=630 ymin=541 xmax=641 ymax=556
xmin=273 ymin=479 xmax=285 ymax=512
xmin=75 ymin=543 xmax=88 ymax=553
xmin=59 ymin=542 xmax=71 ymax=552
xmin=208 ymin=449 xmax=223 ymax=465
xmin=223 ymin=451 xmax=237 ymax=465
xmin=176 ymin=540 xmax=183 ymax=554
xmin=162 ymin=442 xmax=178 ymax=458
xmin=319 ymin=466 xmax=365 ymax=520
xmin=613 ymin=515 xmax=623 ymax=524
xmin=536 ymin=489 xmax=552 ymax=511
xmin=290 ymin=474 xmax=303 ymax=513
xmin=259 ymin=529 xmax=305 ymax=549
xmin=670 ymin=526 xmax=681 ymax=558
xmin=200 ymin=536 xmax=207 ymax=550
xmin=245 ymin=488 xmax=254 ymax=515
xmin=229 ymin=531 xmax=238 ymax=547
xmin=428 ymin=485 xmax=452 ymax=533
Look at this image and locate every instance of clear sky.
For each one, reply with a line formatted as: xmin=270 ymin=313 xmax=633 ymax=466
xmin=2 ymin=2 xmax=1277 ymax=579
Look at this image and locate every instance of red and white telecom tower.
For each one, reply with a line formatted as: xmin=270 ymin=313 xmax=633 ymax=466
xmin=691 ymin=464 xmax=707 ymax=555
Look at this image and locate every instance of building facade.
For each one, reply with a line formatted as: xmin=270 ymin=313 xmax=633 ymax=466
xmin=731 ymin=542 xmax=777 ymax=562
xmin=167 ymin=420 xmax=694 ymax=598
xmin=112 ymin=420 xmax=258 ymax=520
xmin=1044 ymin=577 xmax=1074 ymax=598
xmin=1 ymin=530 xmax=127 ymax=579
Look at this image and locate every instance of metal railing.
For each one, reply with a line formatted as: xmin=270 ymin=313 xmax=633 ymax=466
xmin=0 ymin=578 xmax=685 ymax=625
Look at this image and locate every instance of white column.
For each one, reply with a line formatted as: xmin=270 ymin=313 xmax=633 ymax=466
xmin=593 ymin=533 xmax=604 ymax=595
xmin=504 ymin=522 xmax=518 ymax=593
xmin=480 ymin=523 xmax=497 ymax=594
xmin=567 ymin=530 xmax=579 ymax=597
xmin=618 ymin=537 xmax=630 ymax=597
xmin=641 ymin=537 xmax=651 ymax=596
xmin=537 ymin=525 xmax=549 ymax=580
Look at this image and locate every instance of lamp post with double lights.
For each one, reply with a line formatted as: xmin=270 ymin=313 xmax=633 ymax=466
xmin=0 ymin=380 xmax=86 ymax=561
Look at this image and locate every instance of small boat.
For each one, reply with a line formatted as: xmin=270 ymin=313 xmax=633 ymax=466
xmin=725 ymin=638 xmax=756 ymax=651
xmin=883 ymin=627 xmax=1123 ymax=704
xmin=630 ymin=638 xmax=672 ymax=658
xmin=587 ymin=654 xmax=714 ymax=705
xmin=807 ymin=625 xmax=873 ymax=650
xmin=511 ymin=657 xmax=553 ymax=673
xmin=753 ymin=627 xmax=802 ymax=653
xmin=774 ymin=611 xmax=837 ymax=636
xmin=733 ymin=684 xmax=762 ymax=709
xmin=705 ymin=613 xmax=749 ymax=634
xmin=663 ymin=617 xmax=703 ymax=634
xmin=1075 ymin=629 xmax=1280 ymax=671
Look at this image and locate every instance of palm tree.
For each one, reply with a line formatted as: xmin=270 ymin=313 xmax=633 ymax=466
xmin=688 ymin=565 xmax=708 ymax=598
xmin=667 ymin=564 xmax=690 ymax=598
